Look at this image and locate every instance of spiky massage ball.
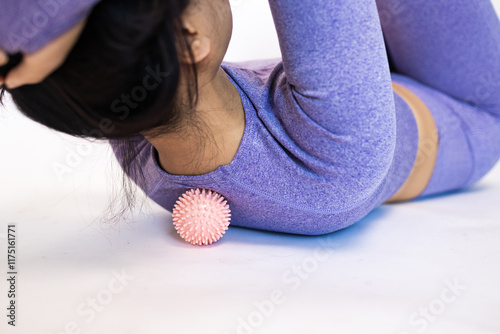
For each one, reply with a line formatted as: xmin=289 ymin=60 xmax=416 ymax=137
xmin=172 ymin=188 xmax=231 ymax=246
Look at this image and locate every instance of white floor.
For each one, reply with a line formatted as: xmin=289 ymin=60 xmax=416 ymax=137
xmin=1 ymin=1 xmax=500 ymax=333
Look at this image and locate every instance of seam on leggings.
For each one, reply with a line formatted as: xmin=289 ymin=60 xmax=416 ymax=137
xmin=446 ymin=99 xmax=478 ymax=188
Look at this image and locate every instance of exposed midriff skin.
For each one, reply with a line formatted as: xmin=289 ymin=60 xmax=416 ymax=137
xmin=384 ymin=82 xmax=439 ymax=203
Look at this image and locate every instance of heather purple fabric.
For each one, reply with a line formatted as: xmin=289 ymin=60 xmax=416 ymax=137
xmin=0 ymin=0 xmax=101 ymax=54
xmin=2 ymin=0 xmax=500 ymax=235
xmin=109 ymin=0 xmax=500 ymax=235
xmin=376 ymin=0 xmax=500 ymax=195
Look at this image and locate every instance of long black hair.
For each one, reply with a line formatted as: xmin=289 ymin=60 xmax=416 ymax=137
xmin=0 ymin=0 xmax=201 ymax=222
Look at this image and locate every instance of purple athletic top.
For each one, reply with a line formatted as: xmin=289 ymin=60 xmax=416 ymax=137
xmin=109 ymin=1 xmax=421 ymax=235
xmin=108 ymin=62 xmax=418 ymax=235
xmin=0 ymin=0 xmax=419 ymax=234
xmin=4 ymin=0 xmax=499 ymax=235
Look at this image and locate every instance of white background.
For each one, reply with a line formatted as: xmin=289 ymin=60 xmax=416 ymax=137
xmin=1 ymin=1 xmax=500 ymax=333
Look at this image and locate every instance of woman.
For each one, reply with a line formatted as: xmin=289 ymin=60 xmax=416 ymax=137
xmin=1 ymin=0 xmax=500 ymax=235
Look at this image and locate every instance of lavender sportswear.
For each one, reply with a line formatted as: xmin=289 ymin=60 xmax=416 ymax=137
xmin=2 ymin=0 xmax=500 ymax=235
xmin=0 ymin=0 xmax=101 ymax=54
xmin=110 ymin=0 xmax=500 ymax=235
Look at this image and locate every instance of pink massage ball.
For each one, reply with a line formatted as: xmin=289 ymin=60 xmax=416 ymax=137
xmin=172 ymin=188 xmax=231 ymax=246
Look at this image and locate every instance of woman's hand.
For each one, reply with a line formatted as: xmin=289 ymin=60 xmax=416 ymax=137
xmin=0 ymin=19 xmax=87 ymax=89
xmin=0 ymin=51 xmax=6 ymax=66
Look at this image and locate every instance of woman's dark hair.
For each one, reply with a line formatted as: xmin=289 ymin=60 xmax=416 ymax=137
xmin=0 ymin=0 xmax=201 ymax=222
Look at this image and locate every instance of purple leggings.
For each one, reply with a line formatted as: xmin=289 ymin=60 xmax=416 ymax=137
xmin=376 ymin=0 xmax=500 ymax=197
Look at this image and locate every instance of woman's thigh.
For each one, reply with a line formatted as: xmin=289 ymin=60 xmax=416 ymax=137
xmin=377 ymin=0 xmax=500 ymax=115
xmin=392 ymin=73 xmax=500 ymax=197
